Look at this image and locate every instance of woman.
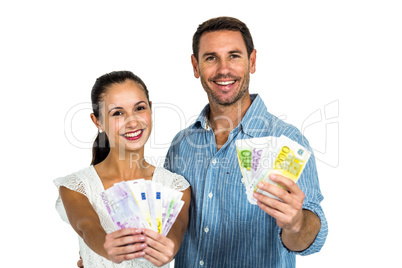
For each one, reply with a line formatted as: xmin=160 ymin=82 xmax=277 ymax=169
xmin=54 ymin=71 xmax=191 ymax=267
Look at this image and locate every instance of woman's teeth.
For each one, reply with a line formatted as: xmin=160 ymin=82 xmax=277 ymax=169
xmin=123 ymin=130 xmax=142 ymax=137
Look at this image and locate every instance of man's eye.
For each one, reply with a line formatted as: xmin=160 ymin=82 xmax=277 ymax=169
xmin=230 ymin=54 xmax=240 ymax=59
xmin=206 ymin=56 xmax=216 ymax=61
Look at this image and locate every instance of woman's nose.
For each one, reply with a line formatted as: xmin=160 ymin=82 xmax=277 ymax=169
xmin=124 ymin=114 xmax=138 ymax=129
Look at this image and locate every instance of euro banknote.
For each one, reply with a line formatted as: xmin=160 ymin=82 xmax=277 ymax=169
xmin=101 ymin=179 xmax=184 ymax=236
xmin=236 ymin=135 xmax=311 ymax=203
xmin=236 ymin=136 xmax=278 ymax=204
xmin=101 ymin=181 xmax=148 ymax=229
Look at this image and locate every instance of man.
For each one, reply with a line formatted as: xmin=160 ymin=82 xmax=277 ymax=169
xmin=164 ymin=16 xmax=328 ymax=267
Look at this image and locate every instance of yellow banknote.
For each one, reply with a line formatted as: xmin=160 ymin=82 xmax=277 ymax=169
xmin=255 ymin=135 xmax=311 ymax=197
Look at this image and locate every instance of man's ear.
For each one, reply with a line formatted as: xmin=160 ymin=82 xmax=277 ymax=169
xmin=90 ymin=113 xmax=103 ymax=132
xmin=191 ymin=54 xmax=200 ymax=78
xmin=249 ymin=49 xmax=257 ymax=74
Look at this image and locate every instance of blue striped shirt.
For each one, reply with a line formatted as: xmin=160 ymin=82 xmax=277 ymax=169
xmin=165 ymin=94 xmax=328 ymax=268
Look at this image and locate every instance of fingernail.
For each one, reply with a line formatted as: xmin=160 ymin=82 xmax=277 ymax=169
xmin=258 ymin=182 xmax=263 ymax=188
xmin=270 ymin=174 xmax=277 ymax=180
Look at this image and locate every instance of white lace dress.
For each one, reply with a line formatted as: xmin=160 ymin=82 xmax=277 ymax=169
xmin=54 ymin=166 xmax=190 ymax=268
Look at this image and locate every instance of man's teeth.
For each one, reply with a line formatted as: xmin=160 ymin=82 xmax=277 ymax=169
xmin=215 ymin=81 xmax=235 ymax=85
xmin=124 ymin=130 xmax=142 ymax=137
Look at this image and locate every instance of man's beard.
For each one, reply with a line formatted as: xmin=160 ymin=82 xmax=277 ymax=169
xmin=201 ymin=72 xmax=250 ymax=106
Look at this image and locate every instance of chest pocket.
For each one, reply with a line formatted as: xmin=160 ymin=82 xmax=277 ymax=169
xmin=220 ymin=165 xmax=266 ymax=225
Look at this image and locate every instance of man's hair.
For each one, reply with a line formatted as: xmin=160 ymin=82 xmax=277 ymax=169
xmin=192 ymin=16 xmax=254 ymax=60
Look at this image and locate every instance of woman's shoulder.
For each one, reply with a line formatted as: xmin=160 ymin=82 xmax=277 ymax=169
xmin=53 ymin=166 xmax=97 ymax=195
xmin=54 ymin=166 xmax=95 ymax=182
xmin=152 ymin=167 xmax=190 ymax=191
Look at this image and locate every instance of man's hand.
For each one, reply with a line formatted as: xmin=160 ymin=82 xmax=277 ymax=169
xmin=253 ymin=173 xmax=320 ymax=251
xmin=253 ymin=173 xmax=305 ymax=233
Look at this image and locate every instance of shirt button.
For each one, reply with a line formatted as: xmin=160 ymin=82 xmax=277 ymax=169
xmin=204 ymin=227 xmax=209 ymax=233
xmin=211 ymin=158 xmax=217 ymax=165
xmin=200 ymin=260 xmax=204 ymax=266
xmin=208 ymin=192 xmax=213 ymax=198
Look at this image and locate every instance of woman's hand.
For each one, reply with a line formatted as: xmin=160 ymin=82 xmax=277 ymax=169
xmin=104 ymin=228 xmax=147 ymax=264
xmin=141 ymin=229 xmax=175 ymax=267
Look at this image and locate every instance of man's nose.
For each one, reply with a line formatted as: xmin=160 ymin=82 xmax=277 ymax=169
xmin=217 ymin=59 xmax=230 ymax=74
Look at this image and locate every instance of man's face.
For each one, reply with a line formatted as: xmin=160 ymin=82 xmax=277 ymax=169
xmin=191 ymin=30 xmax=256 ymax=106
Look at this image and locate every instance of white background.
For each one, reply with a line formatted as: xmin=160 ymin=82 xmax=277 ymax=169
xmin=1 ymin=1 xmax=401 ymax=267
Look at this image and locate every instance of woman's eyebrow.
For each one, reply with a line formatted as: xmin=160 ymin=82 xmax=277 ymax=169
xmin=134 ymin=101 xmax=147 ymax=106
xmin=108 ymin=101 xmax=147 ymax=114
xmin=108 ymin=106 xmax=123 ymax=114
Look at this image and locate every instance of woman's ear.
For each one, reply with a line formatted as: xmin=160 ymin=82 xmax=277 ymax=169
xmin=90 ymin=113 xmax=103 ymax=132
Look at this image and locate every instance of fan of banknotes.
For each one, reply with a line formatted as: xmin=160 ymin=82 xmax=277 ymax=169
xmin=101 ymin=179 xmax=184 ymax=236
xmin=236 ymin=135 xmax=311 ymax=204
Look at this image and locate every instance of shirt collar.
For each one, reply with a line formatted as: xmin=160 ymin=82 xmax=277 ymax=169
xmin=192 ymin=94 xmax=268 ymax=136
xmin=192 ymin=103 xmax=211 ymax=130
xmin=239 ymin=94 xmax=268 ymax=137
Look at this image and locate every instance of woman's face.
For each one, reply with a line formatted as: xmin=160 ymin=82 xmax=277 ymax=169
xmin=94 ymin=79 xmax=152 ymax=153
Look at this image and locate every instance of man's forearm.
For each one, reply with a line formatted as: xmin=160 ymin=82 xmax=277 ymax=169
xmin=281 ymin=209 xmax=321 ymax=252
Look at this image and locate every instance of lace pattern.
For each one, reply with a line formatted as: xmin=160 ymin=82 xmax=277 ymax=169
xmin=152 ymin=167 xmax=190 ymax=191
xmin=54 ymin=166 xmax=190 ymax=268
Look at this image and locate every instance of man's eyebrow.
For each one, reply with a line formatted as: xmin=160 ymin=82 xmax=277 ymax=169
xmin=201 ymin=50 xmax=244 ymax=58
xmin=229 ymin=50 xmax=243 ymax=54
xmin=202 ymin=52 xmax=218 ymax=58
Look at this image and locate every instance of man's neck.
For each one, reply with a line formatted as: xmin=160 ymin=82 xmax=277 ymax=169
xmin=208 ymin=94 xmax=252 ymax=150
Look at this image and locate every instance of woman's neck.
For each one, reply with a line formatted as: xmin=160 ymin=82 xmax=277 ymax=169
xmin=95 ymin=148 xmax=155 ymax=185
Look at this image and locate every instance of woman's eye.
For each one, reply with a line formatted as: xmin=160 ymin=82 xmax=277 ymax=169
xmin=136 ymin=106 xmax=146 ymax=111
xmin=112 ymin=111 xmax=123 ymax=116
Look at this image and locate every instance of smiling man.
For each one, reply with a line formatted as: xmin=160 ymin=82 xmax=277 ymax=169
xmin=165 ymin=17 xmax=328 ymax=267
xmin=192 ymin=30 xmax=254 ymax=107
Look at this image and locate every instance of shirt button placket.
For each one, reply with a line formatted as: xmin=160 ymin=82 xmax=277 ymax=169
xmin=201 ymin=158 xmax=215 ymax=267
xmin=211 ymin=158 xmax=217 ymax=165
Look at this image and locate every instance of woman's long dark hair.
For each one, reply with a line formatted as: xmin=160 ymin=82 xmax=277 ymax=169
xmin=90 ymin=71 xmax=149 ymax=165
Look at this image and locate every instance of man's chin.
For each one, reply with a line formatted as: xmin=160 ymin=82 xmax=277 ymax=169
xmin=210 ymin=90 xmax=249 ymax=107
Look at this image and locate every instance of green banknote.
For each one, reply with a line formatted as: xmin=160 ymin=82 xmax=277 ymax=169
xmin=236 ymin=135 xmax=311 ymax=203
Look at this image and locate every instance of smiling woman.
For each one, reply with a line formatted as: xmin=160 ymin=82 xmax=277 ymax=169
xmin=53 ymin=71 xmax=191 ymax=268
xmin=90 ymin=71 xmax=151 ymax=165
xmin=91 ymin=80 xmax=153 ymax=163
